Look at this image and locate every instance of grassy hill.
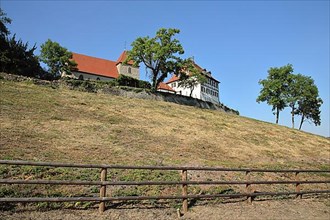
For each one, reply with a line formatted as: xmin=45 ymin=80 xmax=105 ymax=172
xmin=1 ymin=76 xmax=329 ymax=170
xmin=0 ymin=76 xmax=329 ymax=210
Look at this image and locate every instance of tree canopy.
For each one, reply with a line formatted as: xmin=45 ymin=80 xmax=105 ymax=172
xmin=0 ymin=9 xmax=43 ymax=77
xmin=0 ymin=8 xmax=11 ymax=38
xmin=293 ymin=75 xmax=322 ymax=130
xmin=257 ymin=64 xmax=322 ymax=130
xmin=39 ymin=39 xmax=77 ymax=78
xmin=178 ymin=60 xmax=207 ymax=97
xmin=126 ymin=28 xmax=190 ymax=91
xmin=257 ymin=64 xmax=293 ymax=124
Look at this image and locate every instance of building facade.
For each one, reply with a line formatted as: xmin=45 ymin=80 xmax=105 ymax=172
xmin=166 ymin=62 xmax=220 ymax=104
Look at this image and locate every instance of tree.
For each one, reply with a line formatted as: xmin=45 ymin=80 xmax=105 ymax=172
xmin=1 ymin=9 xmax=12 ymax=71
xmin=0 ymin=8 xmax=11 ymax=38
xmin=257 ymin=64 xmax=293 ymax=124
xmin=178 ymin=60 xmax=207 ymax=97
xmin=126 ymin=28 xmax=190 ymax=91
xmin=0 ymin=9 xmax=42 ymax=77
xmin=1 ymin=35 xmax=42 ymax=77
xmin=39 ymin=39 xmax=77 ymax=78
xmin=286 ymin=74 xmax=305 ymax=128
xmin=294 ymin=76 xmax=322 ymax=130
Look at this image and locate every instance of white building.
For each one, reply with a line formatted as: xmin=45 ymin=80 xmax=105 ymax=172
xmin=165 ymin=62 xmax=220 ymax=104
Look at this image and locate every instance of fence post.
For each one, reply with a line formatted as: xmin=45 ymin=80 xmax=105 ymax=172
xmin=246 ymin=171 xmax=252 ymax=203
xmin=99 ymin=168 xmax=107 ymax=213
xmin=181 ymin=169 xmax=188 ymax=214
xmin=295 ymin=172 xmax=302 ymax=199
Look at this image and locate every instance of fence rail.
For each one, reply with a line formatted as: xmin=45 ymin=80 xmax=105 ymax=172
xmin=0 ymin=160 xmax=327 ymax=172
xmin=0 ymin=160 xmax=329 ymax=214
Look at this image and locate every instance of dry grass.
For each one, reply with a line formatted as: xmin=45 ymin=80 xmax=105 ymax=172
xmin=0 ymin=79 xmax=329 ymax=169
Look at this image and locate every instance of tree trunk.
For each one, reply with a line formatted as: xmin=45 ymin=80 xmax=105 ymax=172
xmin=275 ymin=108 xmax=279 ymax=124
xmin=291 ymin=105 xmax=295 ymax=129
xmin=299 ymin=115 xmax=304 ymax=130
xmin=190 ymin=87 xmax=194 ymax=97
xmin=152 ymin=71 xmax=158 ymax=91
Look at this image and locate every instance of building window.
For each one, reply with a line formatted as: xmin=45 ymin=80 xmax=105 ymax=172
xmin=78 ymin=75 xmax=84 ymax=80
xmin=128 ymin=67 xmax=131 ymax=74
xmin=96 ymin=77 xmax=100 ymax=80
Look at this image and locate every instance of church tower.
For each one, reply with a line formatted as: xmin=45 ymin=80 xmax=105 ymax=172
xmin=116 ymin=51 xmax=140 ymax=79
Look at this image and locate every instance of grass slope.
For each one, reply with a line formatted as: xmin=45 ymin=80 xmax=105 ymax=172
xmin=1 ymin=79 xmax=329 ymax=170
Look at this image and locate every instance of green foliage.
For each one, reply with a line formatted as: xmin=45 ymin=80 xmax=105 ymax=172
xmin=257 ymin=64 xmax=322 ymax=129
xmin=0 ymin=9 xmax=43 ymax=78
xmin=39 ymin=39 xmax=77 ymax=78
xmin=287 ymin=74 xmax=322 ymax=129
xmin=257 ymin=64 xmax=294 ymax=124
xmin=293 ymin=76 xmax=322 ymax=130
xmin=178 ymin=60 xmax=207 ymax=97
xmin=63 ymin=76 xmax=150 ymax=93
xmin=117 ymin=74 xmax=151 ymax=89
xmin=126 ymin=28 xmax=190 ymax=90
xmin=0 ymin=8 xmax=11 ymax=38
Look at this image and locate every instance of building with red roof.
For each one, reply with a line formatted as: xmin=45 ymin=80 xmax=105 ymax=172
xmin=157 ymin=82 xmax=176 ymax=94
xmin=165 ymin=61 xmax=220 ymax=104
xmin=69 ymin=51 xmax=139 ymax=81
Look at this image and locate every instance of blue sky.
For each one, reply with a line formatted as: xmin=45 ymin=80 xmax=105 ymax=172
xmin=1 ymin=0 xmax=329 ymax=137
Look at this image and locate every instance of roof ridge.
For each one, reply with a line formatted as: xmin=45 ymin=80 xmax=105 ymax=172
xmin=116 ymin=51 xmax=134 ymax=65
xmin=72 ymin=52 xmax=116 ymax=63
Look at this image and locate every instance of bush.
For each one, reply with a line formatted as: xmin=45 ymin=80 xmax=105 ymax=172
xmin=117 ymin=75 xmax=151 ymax=89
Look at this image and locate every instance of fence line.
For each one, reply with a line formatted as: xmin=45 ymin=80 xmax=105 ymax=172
xmin=0 ymin=160 xmax=329 ymax=214
xmin=0 ymin=160 xmax=327 ymax=172
xmin=1 ymin=179 xmax=329 ymax=186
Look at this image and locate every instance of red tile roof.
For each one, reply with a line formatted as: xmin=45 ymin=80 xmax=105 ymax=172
xmin=72 ymin=53 xmax=119 ymax=78
xmin=166 ymin=75 xmax=180 ymax=84
xmin=116 ymin=51 xmax=134 ymax=65
xmin=166 ymin=61 xmax=220 ymax=84
xmin=157 ymin=82 xmax=175 ymax=92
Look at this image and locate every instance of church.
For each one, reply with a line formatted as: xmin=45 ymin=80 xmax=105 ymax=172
xmin=69 ymin=51 xmax=140 ymax=81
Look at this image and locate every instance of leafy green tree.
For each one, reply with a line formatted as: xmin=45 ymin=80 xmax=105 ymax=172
xmin=294 ymin=76 xmax=322 ymax=130
xmin=286 ymin=74 xmax=305 ymax=128
xmin=178 ymin=60 xmax=207 ymax=97
xmin=0 ymin=8 xmax=11 ymax=38
xmin=39 ymin=39 xmax=77 ymax=77
xmin=1 ymin=35 xmax=42 ymax=76
xmin=257 ymin=64 xmax=293 ymax=124
xmin=1 ymin=9 xmax=12 ymax=71
xmin=0 ymin=9 xmax=42 ymax=77
xmin=126 ymin=28 xmax=190 ymax=91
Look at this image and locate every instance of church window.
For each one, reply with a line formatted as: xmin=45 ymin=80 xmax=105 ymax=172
xmin=78 ymin=75 xmax=84 ymax=80
xmin=128 ymin=67 xmax=131 ymax=74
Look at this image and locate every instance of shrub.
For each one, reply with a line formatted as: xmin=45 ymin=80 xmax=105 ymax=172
xmin=117 ymin=75 xmax=151 ymax=89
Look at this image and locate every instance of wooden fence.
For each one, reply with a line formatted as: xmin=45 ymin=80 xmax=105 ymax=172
xmin=0 ymin=160 xmax=329 ymax=214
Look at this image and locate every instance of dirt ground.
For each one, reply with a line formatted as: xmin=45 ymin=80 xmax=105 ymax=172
xmin=1 ymin=197 xmax=329 ymax=220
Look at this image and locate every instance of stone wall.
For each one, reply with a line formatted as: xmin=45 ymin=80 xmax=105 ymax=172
xmin=100 ymin=87 xmax=239 ymax=115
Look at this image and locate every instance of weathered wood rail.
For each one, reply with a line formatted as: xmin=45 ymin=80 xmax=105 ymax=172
xmin=0 ymin=160 xmax=329 ymax=214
